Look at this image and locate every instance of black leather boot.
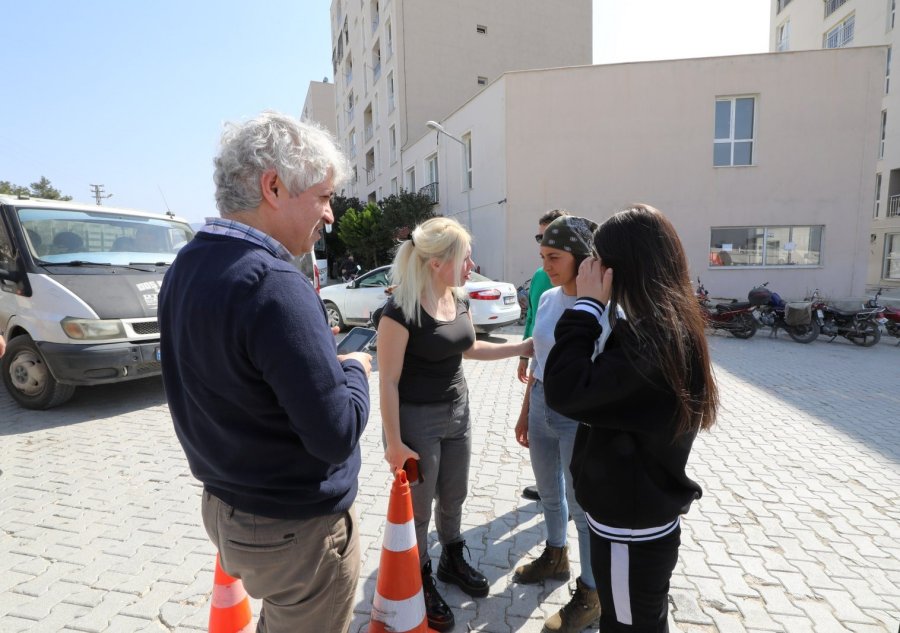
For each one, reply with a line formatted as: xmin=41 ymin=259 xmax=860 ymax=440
xmin=437 ymin=540 xmax=489 ymax=598
xmin=422 ymin=560 xmax=454 ymax=631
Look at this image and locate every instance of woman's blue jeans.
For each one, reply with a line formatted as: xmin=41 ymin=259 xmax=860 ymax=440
xmin=528 ymin=380 xmax=595 ymax=587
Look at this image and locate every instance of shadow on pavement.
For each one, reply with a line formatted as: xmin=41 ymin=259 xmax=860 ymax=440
xmin=706 ymin=333 xmax=900 ymax=465
xmin=0 ymin=376 xmax=168 ymax=436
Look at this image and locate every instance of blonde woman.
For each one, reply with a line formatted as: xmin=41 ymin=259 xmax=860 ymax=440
xmin=378 ymin=217 xmax=532 ymax=632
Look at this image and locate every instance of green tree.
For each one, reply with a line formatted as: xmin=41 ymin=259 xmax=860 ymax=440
xmin=0 ymin=176 xmax=71 ymax=200
xmin=325 ymin=195 xmax=362 ymax=263
xmin=380 ymin=190 xmax=437 ymax=241
xmin=337 ymin=202 xmax=389 ymax=269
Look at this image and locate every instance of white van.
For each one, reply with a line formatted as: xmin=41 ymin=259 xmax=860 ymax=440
xmin=0 ymin=194 xmax=194 ymax=409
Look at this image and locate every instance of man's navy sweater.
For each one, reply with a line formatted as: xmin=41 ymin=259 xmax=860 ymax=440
xmin=159 ymin=232 xmax=370 ymax=519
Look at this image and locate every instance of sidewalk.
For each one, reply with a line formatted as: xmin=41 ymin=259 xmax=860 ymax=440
xmin=0 ymin=329 xmax=898 ymax=631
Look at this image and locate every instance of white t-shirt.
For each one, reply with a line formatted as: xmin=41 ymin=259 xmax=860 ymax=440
xmin=531 ymin=286 xmax=577 ymax=382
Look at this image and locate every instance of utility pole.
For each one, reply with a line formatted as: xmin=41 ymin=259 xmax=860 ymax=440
xmin=89 ymin=184 xmax=113 ymax=205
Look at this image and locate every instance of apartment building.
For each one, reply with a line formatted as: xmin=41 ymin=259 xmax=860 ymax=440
xmin=301 ymin=79 xmax=338 ymax=137
xmin=327 ymin=0 xmax=591 ymax=203
xmin=770 ymin=0 xmax=900 ymax=289
xmin=403 ymin=49 xmax=884 ymax=300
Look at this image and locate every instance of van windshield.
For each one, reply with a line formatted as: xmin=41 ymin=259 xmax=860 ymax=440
xmin=17 ymin=208 xmax=193 ymax=266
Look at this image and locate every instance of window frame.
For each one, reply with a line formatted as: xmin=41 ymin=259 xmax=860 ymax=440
xmin=708 ymin=225 xmax=825 ymax=269
xmin=714 ymin=96 xmax=756 ymax=168
xmin=884 ymin=233 xmax=900 ymax=279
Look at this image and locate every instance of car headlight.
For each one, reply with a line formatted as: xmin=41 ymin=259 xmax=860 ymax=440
xmin=61 ymin=317 xmax=126 ymax=340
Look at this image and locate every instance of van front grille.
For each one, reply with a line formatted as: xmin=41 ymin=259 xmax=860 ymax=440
xmin=132 ymin=321 xmax=159 ymax=335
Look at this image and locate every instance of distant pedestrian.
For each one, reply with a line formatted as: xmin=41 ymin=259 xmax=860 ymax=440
xmin=378 ymin=216 xmax=533 ymax=631
xmin=159 ymin=111 xmax=371 ymax=633
xmin=544 ymin=204 xmax=719 ymax=632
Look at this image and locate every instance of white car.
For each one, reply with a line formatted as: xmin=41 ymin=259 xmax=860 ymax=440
xmin=319 ymin=265 xmax=520 ymax=333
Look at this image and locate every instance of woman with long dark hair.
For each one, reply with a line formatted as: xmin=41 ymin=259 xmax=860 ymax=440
xmin=543 ymin=204 xmax=718 ymax=632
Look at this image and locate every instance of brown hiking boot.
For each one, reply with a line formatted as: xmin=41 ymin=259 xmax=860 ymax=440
xmin=513 ymin=544 xmax=570 ymax=584
xmin=543 ymin=577 xmax=600 ymax=632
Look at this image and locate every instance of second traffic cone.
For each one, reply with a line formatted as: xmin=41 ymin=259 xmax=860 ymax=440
xmin=368 ymin=470 xmax=438 ymax=633
xmin=209 ymin=553 xmax=253 ymax=633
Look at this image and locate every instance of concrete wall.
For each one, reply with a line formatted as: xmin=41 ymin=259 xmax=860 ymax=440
xmin=500 ymin=49 xmax=884 ymax=300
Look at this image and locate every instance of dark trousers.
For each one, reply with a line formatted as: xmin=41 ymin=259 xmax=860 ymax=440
xmin=589 ymin=526 xmax=681 ymax=632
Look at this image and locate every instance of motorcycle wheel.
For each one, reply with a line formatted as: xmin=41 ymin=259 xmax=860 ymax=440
xmin=786 ymin=320 xmax=820 ymax=344
xmin=731 ymin=313 xmax=758 ymax=339
xmin=849 ymin=322 xmax=881 ymax=347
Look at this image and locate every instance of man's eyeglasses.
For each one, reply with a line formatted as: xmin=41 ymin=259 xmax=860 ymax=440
xmin=534 ymin=234 xmax=543 ymax=244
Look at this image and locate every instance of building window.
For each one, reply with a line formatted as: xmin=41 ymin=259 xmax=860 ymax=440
xmin=885 ymin=234 xmax=900 ymax=279
xmin=876 ymin=173 xmax=883 ymax=218
xmin=385 ymin=19 xmax=393 ymax=59
xmin=389 ymin=125 xmax=397 ymax=164
xmin=709 ymin=226 xmax=824 ymax=267
xmin=344 ymin=55 xmax=353 ymax=88
xmin=777 ymin=0 xmax=793 ymax=13
xmin=881 ymin=110 xmax=887 ymax=159
xmin=371 ymin=0 xmax=380 ymax=33
xmin=776 ymin=20 xmax=791 ymax=52
xmin=824 ymin=14 xmax=854 ymax=49
xmin=887 ymin=47 xmax=892 ymax=93
xmin=391 ymin=177 xmax=398 ymax=195
xmin=347 ymin=90 xmax=355 ymax=124
xmin=477 ymin=76 xmax=488 ymax=86
xmin=714 ymin=97 xmax=755 ymax=167
xmin=476 ymin=24 xmax=487 ymax=34
xmin=372 ymin=41 xmax=382 ymax=81
xmin=422 ymin=153 xmax=439 ymax=203
xmin=387 ymin=72 xmax=395 ymax=113
xmin=462 ymin=133 xmax=473 ymax=189
xmin=349 ymin=129 xmax=357 ymax=159
xmin=406 ymin=167 xmax=416 ymax=193
xmin=824 ymin=0 xmax=848 ymax=18
xmin=892 ymin=0 xmax=897 ymax=30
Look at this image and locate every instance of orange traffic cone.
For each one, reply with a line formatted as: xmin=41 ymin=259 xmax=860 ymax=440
xmin=368 ymin=470 xmax=437 ymax=633
xmin=209 ymin=553 xmax=253 ymax=633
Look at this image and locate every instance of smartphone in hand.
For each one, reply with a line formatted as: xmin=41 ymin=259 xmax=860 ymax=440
xmin=336 ymin=327 xmax=377 ymax=354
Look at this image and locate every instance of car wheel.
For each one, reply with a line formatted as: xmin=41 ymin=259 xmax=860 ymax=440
xmin=324 ymin=301 xmax=346 ymax=331
xmin=2 ymin=334 xmax=76 ymax=410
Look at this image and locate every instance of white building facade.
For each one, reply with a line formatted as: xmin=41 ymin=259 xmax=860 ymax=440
xmin=770 ymin=0 xmax=900 ymax=290
xmin=328 ymin=0 xmax=591 ymax=203
xmin=405 ymin=49 xmax=884 ymax=301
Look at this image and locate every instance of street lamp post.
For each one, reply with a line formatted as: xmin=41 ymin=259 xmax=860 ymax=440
xmin=426 ymin=120 xmax=473 ymax=236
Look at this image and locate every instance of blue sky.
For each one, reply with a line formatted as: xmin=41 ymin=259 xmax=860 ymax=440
xmin=0 ymin=1 xmax=768 ymax=224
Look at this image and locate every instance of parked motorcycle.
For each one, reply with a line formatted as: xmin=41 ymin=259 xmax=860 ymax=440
xmin=810 ymin=289 xmax=885 ymax=347
xmin=696 ymin=278 xmax=758 ymax=339
xmin=747 ymin=282 xmax=819 ymax=344
xmin=516 ymin=277 xmax=531 ymax=325
xmin=865 ymin=288 xmax=900 ymax=345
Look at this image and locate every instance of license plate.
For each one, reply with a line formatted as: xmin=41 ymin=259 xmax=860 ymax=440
xmin=503 ymin=296 xmax=515 ymax=305
xmin=752 ymin=309 xmax=760 ymax=319
xmin=155 ymin=347 xmax=161 ymax=361
xmin=816 ymin=309 xmax=824 ymax=319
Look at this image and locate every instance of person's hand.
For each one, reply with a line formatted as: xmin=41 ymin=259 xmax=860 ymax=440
xmin=516 ymin=357 xmax=528 ymax=383
xmin=384 ymin=441 xmax=420 ymax=474
xmin=515 ymin=409 xmax=529 ymax=448
xmin=519 ymin=337 xmax=534 ymax=358
xmin=331 ymin=326 xmax=341 ymax=336
xmin=339 ymin=351 xmax=372 ymax=377
xmin=0 ymin=335 xmax=5 ymax=358
xmin=576 ymin=257 xmax=613 ymax=305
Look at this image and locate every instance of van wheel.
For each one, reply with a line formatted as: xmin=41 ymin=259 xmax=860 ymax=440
xmin=2 ymin=335 xmax=76 ymax=409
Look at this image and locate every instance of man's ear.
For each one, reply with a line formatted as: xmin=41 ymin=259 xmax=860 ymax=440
xmin=260 ymin=170 xmax=280 ymax=207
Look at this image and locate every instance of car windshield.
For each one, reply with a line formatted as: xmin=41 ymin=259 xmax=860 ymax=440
xmin=17 ymin=207 xmax=193 ymax=266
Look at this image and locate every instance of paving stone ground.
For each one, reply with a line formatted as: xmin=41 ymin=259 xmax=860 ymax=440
xmin=1 ymin=327 xmax=898 ymax=632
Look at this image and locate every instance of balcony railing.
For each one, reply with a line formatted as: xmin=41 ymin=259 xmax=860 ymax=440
xmin=419 ymin=181 xmax=439 ymax=204
xmin=366 ymin=169 xmax=376 ymax=185
xmin=889 ymin=195 xmax=900 ymax=217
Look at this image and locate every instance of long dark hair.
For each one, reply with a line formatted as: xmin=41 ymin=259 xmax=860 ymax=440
xmin=594 ymin=204 xmax=718 ymax=436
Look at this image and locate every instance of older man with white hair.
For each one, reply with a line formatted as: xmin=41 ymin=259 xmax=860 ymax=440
xmin=159 ymin=112 xmax=371 ymax=633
